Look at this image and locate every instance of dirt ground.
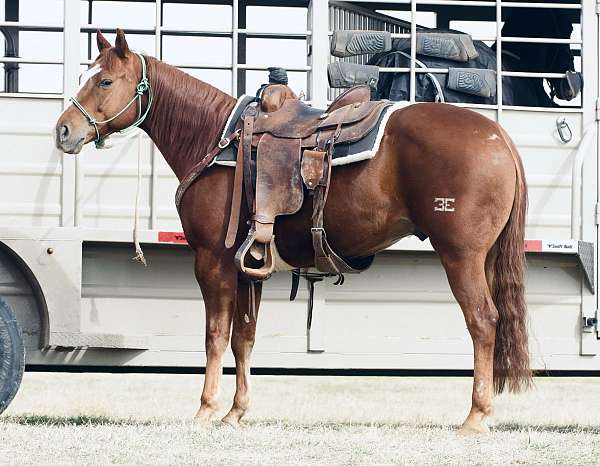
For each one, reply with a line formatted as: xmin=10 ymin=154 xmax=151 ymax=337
xmin=1 ymin=373 xmax=600 ymax=465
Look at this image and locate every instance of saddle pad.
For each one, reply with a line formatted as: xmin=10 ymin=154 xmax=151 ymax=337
xmin=215 ymin=98 xmax=408 ymax=168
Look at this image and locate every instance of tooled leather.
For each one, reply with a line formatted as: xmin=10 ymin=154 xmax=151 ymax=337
xmin=300 ymin=150 xmax=326 ymax=190
xmin=253 ymin=134 xmax=304 ymax=244
xmin=326 ymin=85 xmax=371 ymax=113
xmin=251 ymin=99 xmax=390 ymax=140
xmin=250 ymin=101 xmax=392 ymax=148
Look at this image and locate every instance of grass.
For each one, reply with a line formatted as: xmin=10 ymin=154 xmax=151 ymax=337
xmin=1 ymin=373 xmax=600 ymax=465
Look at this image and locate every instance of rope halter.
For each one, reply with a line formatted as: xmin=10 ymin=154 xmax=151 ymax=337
xmin=69 ymin=53 xmax=153 ymax=149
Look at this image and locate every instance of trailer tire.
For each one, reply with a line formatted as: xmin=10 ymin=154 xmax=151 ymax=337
xmin=0 ymin=297 xmax=25 ymax=415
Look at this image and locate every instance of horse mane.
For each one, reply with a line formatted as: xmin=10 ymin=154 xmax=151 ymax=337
xmin=142 ymin=55 xmax=237 ymax=175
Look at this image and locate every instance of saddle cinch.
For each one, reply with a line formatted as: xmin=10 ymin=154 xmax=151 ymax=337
xmin=226 ymin=85 xmax=393 ymax=282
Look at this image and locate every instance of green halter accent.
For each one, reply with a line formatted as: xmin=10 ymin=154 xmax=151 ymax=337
xmin=69 ymin=52 xmax=153 ymax=149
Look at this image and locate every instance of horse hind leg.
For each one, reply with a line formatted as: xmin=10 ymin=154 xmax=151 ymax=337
xmin=222 ymin=280 xmax=262 ymax=427
xmin=440 ymin=250 xmax=499 ymax=434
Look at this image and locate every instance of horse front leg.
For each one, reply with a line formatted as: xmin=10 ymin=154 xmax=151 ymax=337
xmin=222 ymin=280 xmax=262 ymax=426
xmin=194 ymin=252 xmax=237 ymax=424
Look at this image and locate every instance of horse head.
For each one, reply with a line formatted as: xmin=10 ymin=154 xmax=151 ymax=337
xmin=55 ymin=29 xmax=150 ymax=153
xmin=501 ymin=10 xmax=581 ymax=101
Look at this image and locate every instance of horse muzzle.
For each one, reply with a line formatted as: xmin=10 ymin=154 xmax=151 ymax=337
xmin=54 ymin=121 xmax=87 ymax=154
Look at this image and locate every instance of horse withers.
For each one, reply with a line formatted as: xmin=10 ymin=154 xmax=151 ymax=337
xmin=54 ymin=29 xmax=531 ymax=434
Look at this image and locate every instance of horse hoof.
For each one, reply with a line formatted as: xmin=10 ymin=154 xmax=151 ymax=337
xmin=458 ymin=422 xmax=490 ymax=436
xmin=221 ymin=415 xmax=242 ymax=428
xmin=194 ymin=409 xmax=216 ymax=426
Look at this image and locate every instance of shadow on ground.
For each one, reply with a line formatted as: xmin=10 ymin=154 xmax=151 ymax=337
xmin=3 ymin=414 xmax=600 ymax=435
xmin=0 ymin=414 xmax=156 ymax=427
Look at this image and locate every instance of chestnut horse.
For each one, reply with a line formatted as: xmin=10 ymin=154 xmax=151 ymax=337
xmin=55 ymin=30 xmax=530 ymax=434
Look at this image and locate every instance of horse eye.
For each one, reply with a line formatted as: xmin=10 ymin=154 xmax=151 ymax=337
xmin=99 ymin=79 xmax=113 ymax=88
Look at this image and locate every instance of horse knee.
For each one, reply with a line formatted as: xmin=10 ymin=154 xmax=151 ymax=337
xmin=231 ymin=332 xmax=254 ymax=359
xmin=206 ymin=326 xmax=230 ymax=356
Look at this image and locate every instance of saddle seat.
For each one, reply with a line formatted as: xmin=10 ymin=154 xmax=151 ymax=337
xmin=251 ymin=96 xmax=389 ymax=147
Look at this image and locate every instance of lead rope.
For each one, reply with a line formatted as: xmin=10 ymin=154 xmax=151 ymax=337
xmin=132 ymin=132 xmax=147 ymax=266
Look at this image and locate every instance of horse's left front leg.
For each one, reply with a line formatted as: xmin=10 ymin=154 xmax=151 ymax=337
xmin=222 ymin=280 xmax=262 ymax=426
xmin=194 ymin=252 xmax=237 ymax=424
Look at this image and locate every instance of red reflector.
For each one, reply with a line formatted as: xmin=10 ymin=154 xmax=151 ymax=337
xmin=158 ymin=231 xmax=188 ymax=244
xmin=524 ymin=240 xmax=542 ymax=252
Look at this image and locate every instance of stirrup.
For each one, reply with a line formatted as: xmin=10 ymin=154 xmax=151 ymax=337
xmin=234 ymin=229 xmax=276 ymax=281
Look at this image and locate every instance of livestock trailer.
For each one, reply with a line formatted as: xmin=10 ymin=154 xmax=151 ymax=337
xmin=0 ymin=0 xmax=598 ymax=411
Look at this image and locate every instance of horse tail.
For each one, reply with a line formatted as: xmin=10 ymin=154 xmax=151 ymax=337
xmin=491 ymin=131 xmax=532 ymax=394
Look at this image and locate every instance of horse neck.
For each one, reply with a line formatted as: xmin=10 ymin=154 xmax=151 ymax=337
xmin=141 ymin=57 xmax=237 ymax=180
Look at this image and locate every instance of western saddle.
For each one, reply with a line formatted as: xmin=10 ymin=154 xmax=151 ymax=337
xmin=177 ymin=84 xmax=392 ymax=282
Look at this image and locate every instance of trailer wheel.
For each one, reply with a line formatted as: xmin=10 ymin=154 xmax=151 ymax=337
xmin=0 ymin=297 xmax=25 ymax=415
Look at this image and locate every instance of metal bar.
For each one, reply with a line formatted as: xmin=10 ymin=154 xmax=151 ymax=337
xmin=571 ymin=126 xmax=595 ymax=240
xmin=155 ymin=0 xmax=162 ymax=58
xmin=502 ymin=1 xmax=581 ymax=9
xmin=307 ymin=0 xmax=329 ymax=107
xmin=3 ymin=0 xmax=19 ymax=93
xmin=158 ymin=26 xmax=312 ymax=37
xmin=62 ymin=0 xmax=81 ymax=229
xmin=329 ymin=5 xmax=336 ymax=102
xmin=237 ymin=0 xmax=247 ymax=96
xmin=501 ymin=71 xmax=569 ymax=78
xmin=500 ymin=105 xmax=582 ymax=113
xmin=150 ymin=0 xmax=162 ymax=230
xmin=81 ymin=24 xmax=157 ymax=33
xmin=72 ymin=54 xmax=306 ymax=74
xmin=328 ymin=32 xmax=580 ymax=45
xmin=377 ymin=67 xmax=570 ymax=79
xmin=496 ymin=0 xmax=502 ymax=123
xmin=158 ymin=26 xmax=230 ymax=34
xmin=502 ymin=37 xmax=582 ymax=45
xmin=238 ymin=64 xmax=311 ymax=71
xmin=86 ymin=0 xmax=92 ymax=61
xmin=0 ymin=21 xmax=62 ymax=29
xmin=0 ymin=57 xmax=63 ymax=65
xmin=336 ymin=0 xmax=581 ymax=8
xmin=0 ymin=92 xmax=64 ymax=99
xmin=85 ymin=24 xmax=302 ymax=38
xmin=232 ymin=0 xmax=239 ymax=96
xmin=238 ymin=29 xmax=311 ymax=37
xmin=409 ymin=0 xmax=416 ymax=102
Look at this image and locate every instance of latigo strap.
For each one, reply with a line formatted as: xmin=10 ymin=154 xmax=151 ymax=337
xmin=225 ymin=105 xmax=256 ymax=249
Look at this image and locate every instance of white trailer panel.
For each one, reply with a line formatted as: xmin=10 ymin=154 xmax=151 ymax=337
xmin=0 ymin=0 xmax=598 ymax=371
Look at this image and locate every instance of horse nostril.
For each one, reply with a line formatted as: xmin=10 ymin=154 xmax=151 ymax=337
xmin=59 ymin=124 xmax=70 ymax=142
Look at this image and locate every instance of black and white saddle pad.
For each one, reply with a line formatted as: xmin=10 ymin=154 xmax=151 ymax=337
xmin=213 ymin=96 xmax=407 ymax=167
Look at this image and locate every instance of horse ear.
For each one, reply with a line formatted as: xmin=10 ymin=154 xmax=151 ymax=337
xmin=96 ymin=30 xmax=111 ymax=52
xmin=115 ymin=28 xmax=130 ymax=58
